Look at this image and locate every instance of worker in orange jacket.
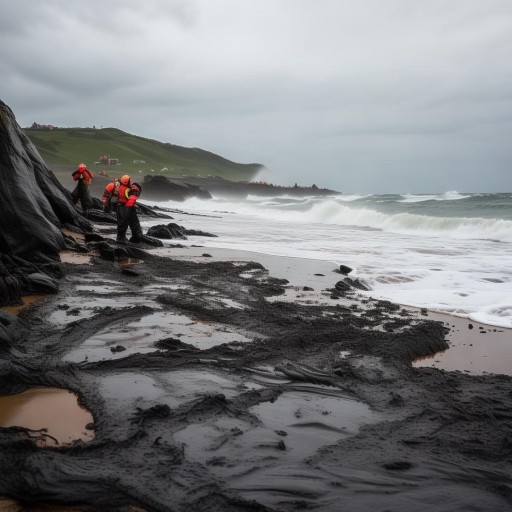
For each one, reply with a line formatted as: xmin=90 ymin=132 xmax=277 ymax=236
xmin=101 ymin=178 xmax=121 ymax=217
xmin=71 ymin=163 xmax=95 ymax=217
xmin=116 ymin=175 xmax=143 ymax=243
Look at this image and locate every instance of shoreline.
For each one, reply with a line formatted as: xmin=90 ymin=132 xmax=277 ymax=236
xmin=148 ymin=244 xmax=512 ymax=377
xmin=1 ymin=226 xmax=512 ymax=510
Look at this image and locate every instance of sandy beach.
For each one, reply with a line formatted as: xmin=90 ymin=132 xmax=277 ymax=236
xmin=1 ymin=231 xmax=512 ymax=511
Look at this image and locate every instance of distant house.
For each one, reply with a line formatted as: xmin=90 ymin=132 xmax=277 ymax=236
xmin=99 ymin=155 xmax=119 ymax=165
xmin=29 ymin=122 xmax=55 ymax=131
xmin=133 ymin=159 xmax=146 ymax=164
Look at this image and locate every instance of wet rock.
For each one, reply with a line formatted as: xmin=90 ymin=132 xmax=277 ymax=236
xmin=84 ymin=232 xmax=105 ymax=242
xmin=303 ymin=286 xmax=314 ymax=291
xmin=94 ymin=242 xmax=116 ymax=261
xmin=110 ymin=345 xmax=126 ymax=353
xmin=155 ymin=337 xmax=197 ymax=351
xmin=142 ymin=174 xmax=213 ymax=202
xmin=338 ymin=265 xmax=353 ymax=275
xmin=113 ymin=247 xmax=130 ymax=260
xmin=25 ymin=273 xmax=59 ymax=294
xmin=0 ymin=100 xmax=90 ymax=256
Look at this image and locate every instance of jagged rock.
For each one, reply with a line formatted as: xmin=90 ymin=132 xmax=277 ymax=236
xmin=0 ymin=100 xmax=91 ymax=256
xmin=333 ymin=277 xmax=371 ymax=296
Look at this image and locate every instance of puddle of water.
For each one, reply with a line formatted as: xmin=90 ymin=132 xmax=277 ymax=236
xmin=413 ymin=312 xmax=512 ymax=376
xmin=0 ymin=388 xmax=94 ymax=446
xmin=47 ymin=295 xmax=159 ymax=325
xmin=0 ymin=295 xmax=46 ymax=316
xmin=64 ymin=311 xmax=253 ymax=363
xmin=174 ymin=384 xmax=379 ymax=482
xmin=60 ymin=251 xmax=93 ymax=265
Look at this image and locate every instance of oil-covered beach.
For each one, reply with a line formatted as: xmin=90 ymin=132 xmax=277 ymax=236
xmin=2 ymin=97 xmax=512 ymax=512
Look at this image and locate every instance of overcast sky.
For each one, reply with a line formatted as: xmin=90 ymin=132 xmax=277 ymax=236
xmin=2 ymin=0 xmax=512 ymax=193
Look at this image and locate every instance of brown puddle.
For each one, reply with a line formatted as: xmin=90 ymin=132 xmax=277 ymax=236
xmin=60 ymin=251 xmax=93 ymax=265
xmin=413 ymin=312 xmax=512 ymax=376
xmin=0 ymin=295 xmax=46 ymax=316
xmin=0 ymin=388 xmax=94 ymax=447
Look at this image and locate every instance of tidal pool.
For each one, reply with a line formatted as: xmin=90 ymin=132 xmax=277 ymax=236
xmin=0 ymin=388 xmax=94 ymax=447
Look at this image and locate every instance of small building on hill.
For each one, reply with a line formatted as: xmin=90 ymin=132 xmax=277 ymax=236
xmin=98 ymin=155 xmax=119 ymax=165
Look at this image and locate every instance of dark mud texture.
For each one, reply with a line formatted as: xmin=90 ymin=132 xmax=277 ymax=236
xmin=1 ymin=248 xmax=512 ymax=512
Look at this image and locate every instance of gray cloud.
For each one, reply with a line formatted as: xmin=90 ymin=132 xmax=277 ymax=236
xmin=1 ymin=0 xmax=512 ymax=192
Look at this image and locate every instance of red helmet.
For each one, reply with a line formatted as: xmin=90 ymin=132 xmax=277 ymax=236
xmin=120 ymin=175 xmax=131 ymax=185
xmin=77 ymin=163 xmax=86 ymax=170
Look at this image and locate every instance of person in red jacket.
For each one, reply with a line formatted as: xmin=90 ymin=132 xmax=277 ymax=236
xmin=116 ymin=175 xmax=143 ymax=243
xmin=71 ymin=163 xmax=95 ymax=217
xmin=101 ymin=178 xmax=121 ymax=216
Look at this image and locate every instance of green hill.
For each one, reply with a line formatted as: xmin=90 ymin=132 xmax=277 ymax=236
xmin=24 ymin=127 xmax=263 ymax=182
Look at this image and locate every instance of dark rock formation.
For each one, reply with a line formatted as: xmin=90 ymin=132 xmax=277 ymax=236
xmin=331 ymin=277 xmax=372 ymax=297
xmin=147 ymin=223 xmax=217 ymax=240
xmin=337 ymin=265 xmax=353 ymax=275
xmin=172 ymin=175 xmax=341 ymax=199
xmin=0 ymin=100 xmax=96 ymax=305
xmin=142 ymin=175 xmax=212 ymax=202
xmin=0 ymin=100 xmax=90 ymax=256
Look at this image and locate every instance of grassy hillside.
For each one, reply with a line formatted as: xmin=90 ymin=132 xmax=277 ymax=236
xmin=25 ymin=127 xmax=262 ymax=182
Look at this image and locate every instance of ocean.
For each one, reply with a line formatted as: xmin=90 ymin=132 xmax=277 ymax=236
xmin=140 ymin=192 xmax=512 ymax=329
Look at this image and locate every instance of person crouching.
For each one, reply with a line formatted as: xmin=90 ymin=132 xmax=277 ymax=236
xmin=117 ymin=175 xmax=143 ymax=243
xmin=101 ymin=177 xmax=121 ymax=219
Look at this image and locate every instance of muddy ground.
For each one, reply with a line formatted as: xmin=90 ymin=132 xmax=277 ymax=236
xmin=1 ymin=242 xmax=512 ymax=512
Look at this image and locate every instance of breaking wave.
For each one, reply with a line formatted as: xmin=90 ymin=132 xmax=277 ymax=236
xmin=202 ymin=198 xmax=512 ymax=243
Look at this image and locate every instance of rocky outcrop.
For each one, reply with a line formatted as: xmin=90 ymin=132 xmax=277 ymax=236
xmin=0 ymin=100 xmax=96 ymax=307
xmin=172 ymin=175 xmax=341 ymax=199
xmin=142 ymin=175 xmax=212 ymax=202
xmin=147 ymin=223 xmax=217 ymax=240
xmin=0 ymin=100 xmax=90 ymax=256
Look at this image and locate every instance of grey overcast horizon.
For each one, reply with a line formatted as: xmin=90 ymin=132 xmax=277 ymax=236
xmin=1 ymin=0 xmax=511 ymax=193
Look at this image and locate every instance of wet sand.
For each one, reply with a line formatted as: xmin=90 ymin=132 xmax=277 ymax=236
xmin=1 ymin=239 xmax=512 ymax=511
xmin=413 ymin=311 xmax=511 ymax=375
xmin=154 ymin=245 xmax=512 ymax=376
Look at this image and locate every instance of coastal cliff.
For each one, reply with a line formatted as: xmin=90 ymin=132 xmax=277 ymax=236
xmin=0 ymin=100 xmax=90 ymax=256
